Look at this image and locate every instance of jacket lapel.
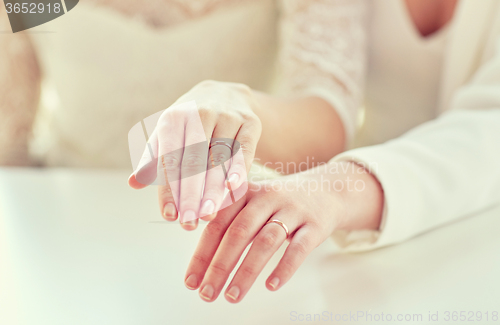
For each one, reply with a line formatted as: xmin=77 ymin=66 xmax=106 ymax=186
xmin=438 ymin=0 xmax=498 ymax=112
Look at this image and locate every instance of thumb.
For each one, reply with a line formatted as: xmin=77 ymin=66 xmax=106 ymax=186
xmin=128 ymin=130 xmax=159 ymax=189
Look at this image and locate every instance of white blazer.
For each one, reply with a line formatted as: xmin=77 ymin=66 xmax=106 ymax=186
xmin=332 ymin=0 xmax=500 ymax=251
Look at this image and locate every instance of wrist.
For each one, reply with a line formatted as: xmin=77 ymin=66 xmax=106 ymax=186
xmin=337 ymin=162 xmax=384 ymax=231
xmin=302 ymin=161 xmax=384 ymax=232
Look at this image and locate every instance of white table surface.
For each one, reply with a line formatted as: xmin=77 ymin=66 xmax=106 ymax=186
xmin=1 ymin=168 xmax=499 ymax=325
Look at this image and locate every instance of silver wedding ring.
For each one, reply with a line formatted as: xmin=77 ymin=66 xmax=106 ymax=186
xmin=209 ymin=141 xmax=233 ymax=152
xmin=265 ymin=219 xmax=290 ymax=238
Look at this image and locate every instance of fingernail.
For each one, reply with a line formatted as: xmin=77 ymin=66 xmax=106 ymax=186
xmin=163 ymin=203 xmax=177 ymax=220
xmin=227 ymin=174 xmax=239 ymax=187
xmin=182 ymin=210 xmax=197 ymax=223
xmin=226 ymin=286 xmax=240 ymax=301
xmin=185 ymin=274 xmax=198 ymax=290
xmin=199 ymin=284 xmax=214 ymax=301
xmin=268 ymin=277 xmax=280 ymax=290
xmin=200 ymin=200 xmax=215 ymax=217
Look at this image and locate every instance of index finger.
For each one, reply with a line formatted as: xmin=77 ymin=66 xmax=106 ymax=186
xmin=184 ymin=183 xmax=251 ymax=290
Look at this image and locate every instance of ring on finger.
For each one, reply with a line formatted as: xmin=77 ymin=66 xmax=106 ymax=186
xmin=209 ymin=140 xmax=233 ymax=151
xmin=265 ymin=219 xmax=290 ymax=239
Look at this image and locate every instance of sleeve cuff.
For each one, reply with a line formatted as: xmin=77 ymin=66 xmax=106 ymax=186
xmin=328 ymin=146 xmax=402 ymax=252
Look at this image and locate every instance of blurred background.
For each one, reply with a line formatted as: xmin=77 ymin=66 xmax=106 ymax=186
xmin=0 ymin=0 xmax=279 ymax=169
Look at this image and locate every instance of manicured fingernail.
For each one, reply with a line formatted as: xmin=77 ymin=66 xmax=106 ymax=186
xmin=199 ymin=284 xmax=214 ymax=301
xmin=182 ymin=210 xmax=197 ymax=223
xmin=226 ymin=286 xmax=240 ymax=301
xmin=200 ymin=200 xmax=215 ymax=216
xmin=163 ymin=203 xmax=177 ymax=220
xmin=268 ymin=277 xmax=280 ymax=290
xmin=227 ymin=174 xmax=239 ymax=187
xmin=185 ymin=274 xmax=198 ymax=290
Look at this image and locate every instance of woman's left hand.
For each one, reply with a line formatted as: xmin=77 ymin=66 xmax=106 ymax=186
xmin=128 ymin=80 xmax=262 ymax=230
xmin=183 ymin=162 xmax=384 ymax=303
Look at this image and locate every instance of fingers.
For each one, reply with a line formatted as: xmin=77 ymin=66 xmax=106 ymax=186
xmin=201 ymin=117 xmax=241 ymax=220
xmin=196 ymin=201 xmax=280 ymax=302
xmin=185 ymin=180 xmax=321 ymax=303
xmin=128 ymin=130 xmax=159 ymax=189
xmin=265 ymin=225 xmax=319 ymax=292
xmin=226 ymin=122 xmax=260 ymax=190
xmin=224 ymin=211 xmax=299 ymax=303
xmin=184 ymin=192 xmax=249 ymax=291
xmin=156 ymin=109 xmax=186 ymax=226
xmin=158 ymin=181 xmax=178 ymax=221
xmin=178 ymin=108 xmax=214 ymax=230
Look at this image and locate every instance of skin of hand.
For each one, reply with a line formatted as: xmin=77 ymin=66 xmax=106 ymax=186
xmin=129 ymin=80 xmax=262 ymax=230
xmin=128 ymin=80 xmax=347 ymax=231
xmin=183 ymin=161 xmax=384 ymax=303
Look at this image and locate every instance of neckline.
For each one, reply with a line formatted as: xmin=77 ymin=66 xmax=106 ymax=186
xmin=398 ymin=0 xmax=456 ymax=43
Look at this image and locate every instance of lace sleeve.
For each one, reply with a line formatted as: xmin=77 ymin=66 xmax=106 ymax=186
xmin=0 ymin=7 xmax=41 ymax=166
xmin=276 ymin=0 xmax=368 ymax=144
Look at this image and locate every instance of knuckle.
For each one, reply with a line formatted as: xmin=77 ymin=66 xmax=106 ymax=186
xmin=191 ymin=254 xmax=210 ymax=266
xmin=204 ymin=220 xmax=226 ymax=237
xmin=197 ymin=106 xmax=215 ymax=120
xmin=161 ymin=107 xmax=183 ymax=122
xmin=242 ymin=112 xmax=260 ymax=125
xmin=291 ymin=239 xmax=310 ymax=256
xmin=258 ymin=230 xmax=280 ymax=248
xmin=282 ymin=196 xmax=298 ymax=208
xmin=302 ymin=212 xmax=317 ymax=226
xmin=158 ymin=184 xmax=174 ymax=197
xmin=227 ymin=223 xmax=250 ymax=241
xmin=251 ymin=115 xmax=262 ymax=126
xmin=232 ymin=82 xmax=251 ymax=95
xmin=219 ymin=111 xmax=243 ymax=124
xmin=162 ymin=154 xmax=181 ymax=172
xmin=239 ymin=264 xmax=256 ymax=278
xmin=237 ymin=134 xmax=255 ymax=146
xmin=182 ymin=154 xmax=206 ymax=169
xmin=260 ymin=181 xmax=282 ymax=196
xmin=210 ymin=261 xmax=229 ymax=276
xmin=198 ymin=80 xmax=218 ymax=88
xmin=280 ymin=258 xmax=296 ymax=275
xmin=210 ymin=152 xmax=229 ymax=166
xmin=247 ymin=182 xmax=266 ymax=195
xmin=268 ymin=185 xmax=291 ymax=200
xmin=238 ymin=142 xmax=255 ymax=158
xmin=156 ymin=117 xmax=170 ymax=130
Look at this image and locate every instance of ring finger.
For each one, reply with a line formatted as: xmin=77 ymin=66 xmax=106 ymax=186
xmin=224 ymin=211 xmax=301 ymax=303
xmin=197 ymin=209 xmax=300 ymax=302
xmin=200 ymin=123 xmax=240 ymax=221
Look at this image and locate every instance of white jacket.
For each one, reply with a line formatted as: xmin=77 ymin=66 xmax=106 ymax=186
xmin=331 ymin=0 xmax=500 ymax=251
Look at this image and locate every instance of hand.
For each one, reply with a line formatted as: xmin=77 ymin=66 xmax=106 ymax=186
xmin=128 ymin=80 xmax=262 ymax=230
xmin=183 ymin=162 xmax=384 ymax=303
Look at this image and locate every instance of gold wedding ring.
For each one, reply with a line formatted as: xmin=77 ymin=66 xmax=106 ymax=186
xmin=265 ymin=219 xmax=290 ymax=238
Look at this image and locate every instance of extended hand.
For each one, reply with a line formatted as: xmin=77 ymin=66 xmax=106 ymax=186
xmin=183 ymin=162 xmax=384 ymax=303
xmin=128 ymin=80 xmax=262 ymax=230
